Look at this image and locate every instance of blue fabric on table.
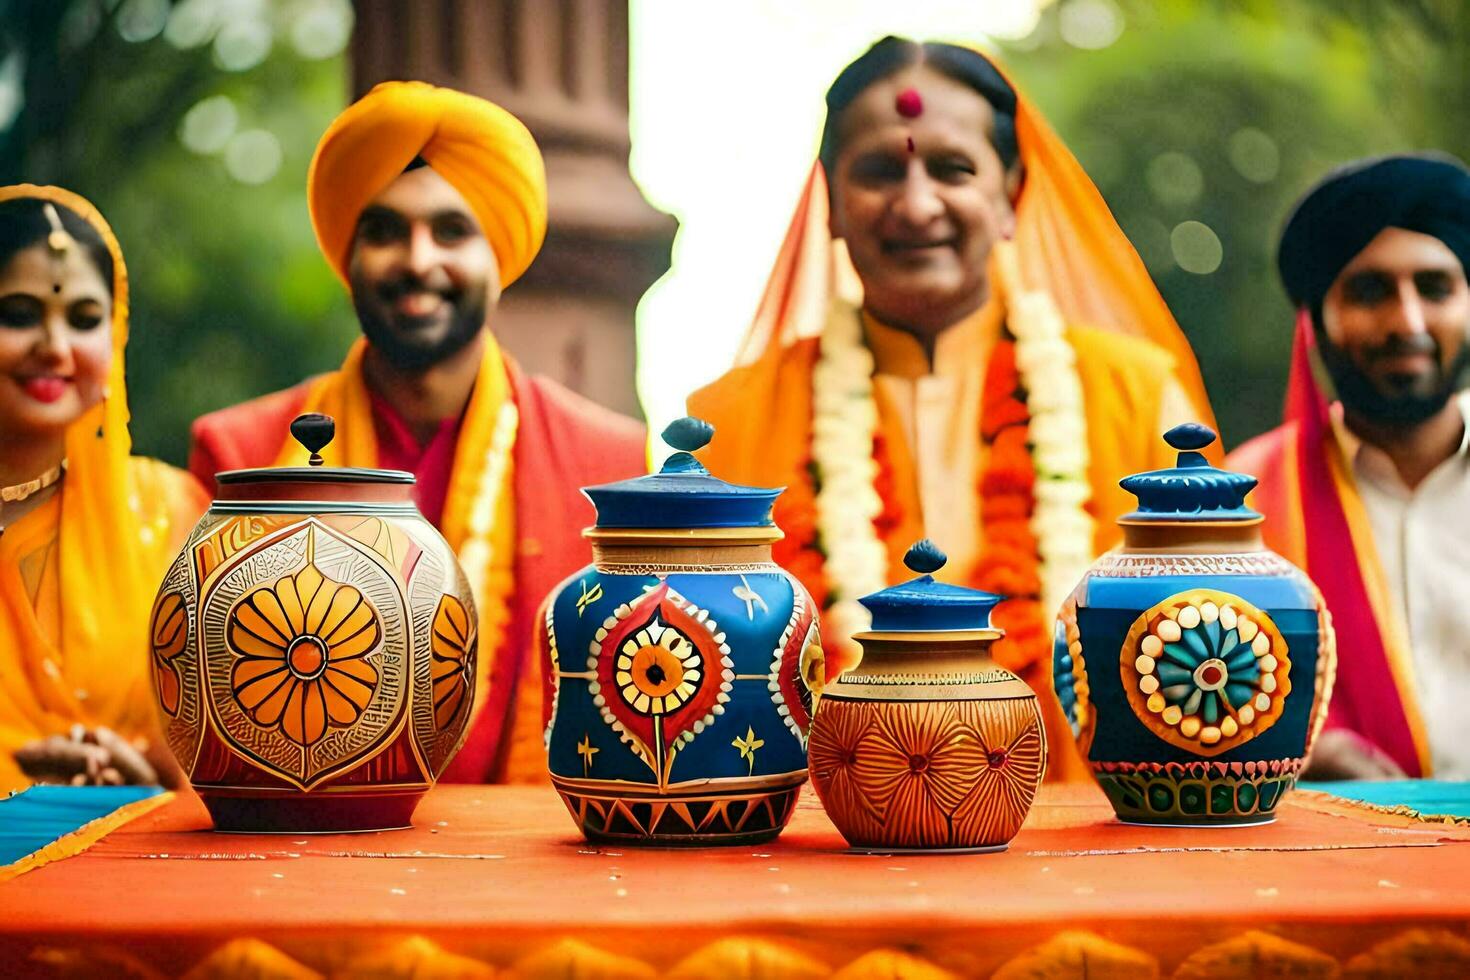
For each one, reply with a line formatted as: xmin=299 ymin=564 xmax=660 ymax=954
xmin=0 ymin=785 xmax=163 ymax=867
xmin=1307 ymin=779 xmax=1470 ymax=819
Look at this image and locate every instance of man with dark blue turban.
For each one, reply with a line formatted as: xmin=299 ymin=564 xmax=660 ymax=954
xmin=1230 ymin=153 xmax=1470 ymax=780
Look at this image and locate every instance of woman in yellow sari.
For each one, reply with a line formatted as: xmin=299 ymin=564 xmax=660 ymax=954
xmin=0 ymin=185 xmax=207 ymax=791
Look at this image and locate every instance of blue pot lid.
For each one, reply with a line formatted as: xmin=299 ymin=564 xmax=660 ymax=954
xmin=1119 ymin=423 xmax=1259 ymax=523
xmin=858 ymin=540 xmax=1003 ymax=633
xmin=583 ymin=417 xmax=783 ymax=529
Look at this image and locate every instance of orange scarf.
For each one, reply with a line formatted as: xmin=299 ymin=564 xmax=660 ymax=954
xmin=0 ymin=185 xmax=206 ymax=791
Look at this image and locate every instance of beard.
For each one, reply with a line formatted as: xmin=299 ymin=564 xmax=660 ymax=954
xmin=1317 ymin=328 xmax=1470 ymax=426
xmin=352 ymin=272 xmax=487 ymax=372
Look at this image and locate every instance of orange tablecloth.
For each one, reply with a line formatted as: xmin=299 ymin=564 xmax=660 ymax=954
xmin=4 ymin=784 xmax=1470 ymax=978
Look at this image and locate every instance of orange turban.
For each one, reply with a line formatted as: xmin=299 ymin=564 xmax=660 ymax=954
xmin=308 ymin=81 xmax=548 ymax=289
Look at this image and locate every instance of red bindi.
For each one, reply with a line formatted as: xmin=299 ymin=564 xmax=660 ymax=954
xmin=906 ymin=136 xmax=915 ymax=154
xmin=895 ymin=87 xmax=924 ymax=119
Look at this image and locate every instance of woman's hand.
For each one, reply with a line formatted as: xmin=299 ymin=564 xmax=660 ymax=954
xmin=1302 ymin=728 xmax=1407 ymax=781
xmin=14 ymin=725 xmax=160 ymax=786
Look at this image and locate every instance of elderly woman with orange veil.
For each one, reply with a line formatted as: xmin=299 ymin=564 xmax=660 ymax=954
xmin=0 ymin=186 xmax=207 ymax=792
xmin=689 ymin=37 xmax=1218 ymax=780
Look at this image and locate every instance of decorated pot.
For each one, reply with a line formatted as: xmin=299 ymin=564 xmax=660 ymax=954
xmin=809 ymin=540 xmax=1046 ymax=852
xmin=149 ymin=414 xmax=478 ymax=832
xmin=1053 ymin=423 xmax=1336 ymax=826
xmin=543 ymin=417 xmax=822 ymax=845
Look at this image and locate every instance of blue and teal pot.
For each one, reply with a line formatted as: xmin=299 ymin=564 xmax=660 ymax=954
xmin=1053 ymin=424 xmax=1336 ymax=826
xmin=542 ymin=418 xmax=822 ymax=845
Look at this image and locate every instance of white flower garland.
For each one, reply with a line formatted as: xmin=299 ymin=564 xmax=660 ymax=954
xmin=811 ymin=297 xmax=889 ymax=650
xmin=810 ymin=241 xmax=1094 ymax=650
xmin=1003 ymin=253 xmax=1096 ymax=620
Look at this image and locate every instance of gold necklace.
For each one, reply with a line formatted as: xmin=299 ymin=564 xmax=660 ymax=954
xmin=1 ymin=460 xmax=66 ymax=503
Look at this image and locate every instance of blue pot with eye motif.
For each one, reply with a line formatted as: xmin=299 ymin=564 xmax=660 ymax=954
xmin=1053 ymin=424 xmax=1337 ymax=826
xmin=542 ymin=417 xmax=823 ymax=845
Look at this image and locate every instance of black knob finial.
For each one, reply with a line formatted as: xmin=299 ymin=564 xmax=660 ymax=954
xmin=1164 ymin=422 xmax=1217 ymax=452
xmin=290 ymin=413 xmax=335 ymax=467
xmin=662 ymin=416 xmax=715 ymax=453
xmin=904 ymin=538 xmax=947 ymax=575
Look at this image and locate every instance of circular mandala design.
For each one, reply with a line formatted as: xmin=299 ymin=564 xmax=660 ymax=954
xmin=227 ymin=557 xmax=382 ymax=746
xmin=615 ymin=619 xmax=702 ymax=716
xmin=1121 ymin=590 xmax=1290 ymax=756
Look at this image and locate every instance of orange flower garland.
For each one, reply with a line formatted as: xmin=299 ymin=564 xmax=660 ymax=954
xmin=972 ymin=337 xmax=1047 ymax=674
xmin=780 ymin=332 xmax=1049 ymax=679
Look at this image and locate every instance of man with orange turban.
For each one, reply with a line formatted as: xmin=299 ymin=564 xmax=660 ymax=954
xmin=689 ymin=38 xmax=1216 ymax=780
xmin=189 ymin=82 xmax=646 ymax=783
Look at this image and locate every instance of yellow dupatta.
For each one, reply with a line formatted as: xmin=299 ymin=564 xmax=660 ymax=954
xmin=0 ymin=185 xmax=206 ymax=791
xmin=269 ymin=336 xmax=519 ymax=731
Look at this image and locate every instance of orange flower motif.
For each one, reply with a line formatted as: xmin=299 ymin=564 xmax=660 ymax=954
xmin=227 ymin=557 xmax=381 ymax=746
xmin=807 ymin=702 xmax=884 ymax=842
xmin=431 ymin=594 xmax=477 ymax=730
xmin=952 ymin=699 xmax=1045 ymax=845
xmin=150 ymin=591 xmax=188 ymax=716
xmin=849 ymin=702 xmax=988 ymax=848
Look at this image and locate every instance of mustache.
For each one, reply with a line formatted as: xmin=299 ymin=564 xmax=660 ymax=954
xmin=1362 ymin=333 xmax=1439 ymax=364
xmin=376 ymin=273 xmax=458 ymax=302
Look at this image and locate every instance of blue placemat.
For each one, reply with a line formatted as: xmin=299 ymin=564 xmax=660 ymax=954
xmin=0 ymin=785 xmax=164 ymax=868
xmin=1305 ymin=779 xmax=1470 ymax=820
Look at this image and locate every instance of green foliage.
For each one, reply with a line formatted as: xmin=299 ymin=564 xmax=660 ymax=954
xmin=1006 ymin=0 xmax=1469 ymax=447
xmin=0 ymin=0 xmax=356 ymax=466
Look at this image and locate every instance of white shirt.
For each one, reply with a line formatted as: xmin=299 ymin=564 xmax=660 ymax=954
xmin=1344 ymin=391 xmax=1470 ymax=778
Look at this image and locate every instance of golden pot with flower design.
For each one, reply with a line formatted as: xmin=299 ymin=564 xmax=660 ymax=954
xmin=149 ymin=414 xmax=477 ymax=832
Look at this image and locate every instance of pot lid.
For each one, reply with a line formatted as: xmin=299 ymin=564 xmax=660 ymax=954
xmin=1118 ymin=423 xmax=1258 ymax=523
xmin=583 ymin=417 xmax=782 ymax=529
xmin=858 ymin=540 xmax=1004 ymax=633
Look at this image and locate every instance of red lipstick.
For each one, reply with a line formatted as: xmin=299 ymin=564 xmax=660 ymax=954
xmin=20 ymin=376 xmax=70 ymax=404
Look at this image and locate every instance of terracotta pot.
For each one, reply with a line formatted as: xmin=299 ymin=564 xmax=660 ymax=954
xmin=149 ymin=414 xmax=477 ymax=832
xmin=1053 ymin=424 xmax=1336 ymax=826
xmin=809 ymin=541 xmax=1047 ymax=852
xmin=543 ymin=418 xmax=821 ymax=845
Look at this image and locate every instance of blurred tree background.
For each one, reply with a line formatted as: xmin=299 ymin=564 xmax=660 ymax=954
xmin=0 ymin=0 xmax=356 ymax=465
xmin=1006 ymin=0 xmax=1469 ymax=446
xmin=2 ymin=0 xmax=1466 ymax=464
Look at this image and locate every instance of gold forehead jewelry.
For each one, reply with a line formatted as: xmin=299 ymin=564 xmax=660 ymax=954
xmin=42 ymin=203 xmax=75 ymax=258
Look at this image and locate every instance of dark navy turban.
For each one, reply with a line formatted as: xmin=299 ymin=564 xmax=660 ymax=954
xmin=1278 ymin=153 xmax=1470 ymax=310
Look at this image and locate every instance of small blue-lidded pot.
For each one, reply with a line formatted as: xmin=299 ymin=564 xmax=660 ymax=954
xmin=809 ymin=540 xmax=1046 ymax=852
xmin=1053 ymin=424 xmax=1336 ymax=826
xmin=542 ymin=418 xmax=822 ymax=845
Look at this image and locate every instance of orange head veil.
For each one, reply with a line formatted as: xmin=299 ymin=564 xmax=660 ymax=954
xmin=0 ymin=184 xmax=164 ymax=749
xmin=730 ymin=45 xmax=1212 ymax=421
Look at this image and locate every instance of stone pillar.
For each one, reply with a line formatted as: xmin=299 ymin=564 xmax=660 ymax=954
xmin=350 ymin=0 xmax=671 ymax=418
